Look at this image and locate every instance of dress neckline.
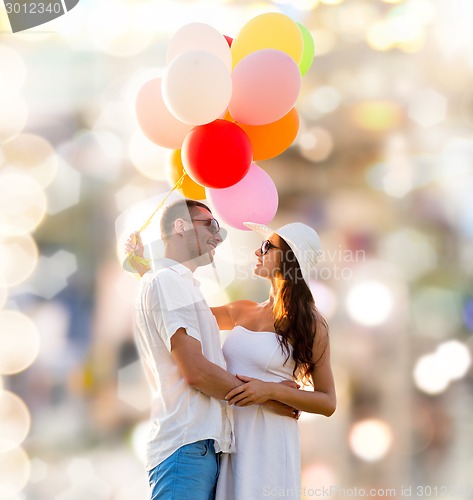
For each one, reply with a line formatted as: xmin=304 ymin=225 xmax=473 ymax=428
xmin=235 ymin=325 xmax=278 ymax=335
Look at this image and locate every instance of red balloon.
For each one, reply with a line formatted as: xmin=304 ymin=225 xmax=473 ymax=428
xmin=224 ymin=35 xmax=233 ymax=47
xmin=182 ymin=119 xmax=252 ymax=189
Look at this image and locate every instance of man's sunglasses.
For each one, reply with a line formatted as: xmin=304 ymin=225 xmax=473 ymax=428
xmin=192 ymin=218 xmax=221 ymax=235
xmin=261 ymin=239 xmax=280 ymax=255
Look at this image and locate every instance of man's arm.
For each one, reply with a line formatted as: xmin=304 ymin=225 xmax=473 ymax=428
xmin=171 ymin=328 xmax=242 ymax=399
xmin=171 ymin=329 xmax=299 ymax=419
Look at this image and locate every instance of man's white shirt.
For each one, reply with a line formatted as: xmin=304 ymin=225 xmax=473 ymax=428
xmin=134 ymin=258 xmax=235 ymax=470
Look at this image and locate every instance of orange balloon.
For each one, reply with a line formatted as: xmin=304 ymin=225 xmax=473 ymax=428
xmin=236 ymin=108 xmax=299 ymax=161
xmin=166 ymin=149 xmax=206 ymax=199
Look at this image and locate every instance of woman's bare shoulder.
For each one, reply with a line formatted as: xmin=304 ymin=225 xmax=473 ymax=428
xmin=227 ymin=300 xmax=259 ymax=312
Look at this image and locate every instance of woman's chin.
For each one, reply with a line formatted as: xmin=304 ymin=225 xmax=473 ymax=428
xmin=253 ymin=266 xmax=269 ymax=279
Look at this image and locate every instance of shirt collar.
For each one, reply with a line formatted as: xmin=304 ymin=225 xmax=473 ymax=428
xmin=154 ymin=258 xmax=200 ymax=285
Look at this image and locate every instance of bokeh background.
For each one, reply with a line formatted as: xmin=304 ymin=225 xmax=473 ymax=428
xmin=1 ymin=0 xmax=473 ymax=498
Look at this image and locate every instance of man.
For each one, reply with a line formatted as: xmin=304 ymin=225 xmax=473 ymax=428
xmin=128 ymin=199 xmax=296 ymax=500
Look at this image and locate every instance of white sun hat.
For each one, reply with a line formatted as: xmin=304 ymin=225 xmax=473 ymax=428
xmin=243 ymin=221 xmax=323 ymax=286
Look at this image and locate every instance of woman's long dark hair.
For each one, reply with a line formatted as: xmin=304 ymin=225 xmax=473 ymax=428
xmin=273 ymin=238 xmax=328 ymax=385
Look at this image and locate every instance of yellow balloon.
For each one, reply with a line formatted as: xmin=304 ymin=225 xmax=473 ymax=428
xmin=166 ymin=149 xmax=206 ymax=200
xmin=231 ymin=13 xmax=304 ymax=68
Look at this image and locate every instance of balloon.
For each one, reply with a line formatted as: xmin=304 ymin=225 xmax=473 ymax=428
xmin=297 ymin=23 xmax=315 ymax=76
xmin=182 ymin=119 xmax=252 ymax=189
xmin=207 ymin=163 xmax=278 ymax=230
xmin=167 ymin=23 xmax=232 ymax=71
xmin=166 ymin=149 xmax=206 ymax=199
xmin=135 ymin=78 xmax=193 ymax=149
xmin=231 ymin=12 xmax=303 ymax=67
xmin=229 ymin=49 xmax=301 ymax=126
xmin=237 ymin=108 xmax=299 ymax=161
xmin=224 ymin=35 xmax=233 ymax=47
xmin=162 ymin=50 xmax=232 ymax=126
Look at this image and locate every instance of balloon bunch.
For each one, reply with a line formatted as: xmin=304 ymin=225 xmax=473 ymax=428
xmin=135 ymin=13 xmax=314 ymax=231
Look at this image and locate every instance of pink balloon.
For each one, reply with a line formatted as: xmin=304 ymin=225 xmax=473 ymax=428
xmin=135 ymin=78 xmax=193 ymax=149
xmin=229 ymin=49 xmax=301 ymax=126
xmin=207 ymin=163 xmax=278 ymax=230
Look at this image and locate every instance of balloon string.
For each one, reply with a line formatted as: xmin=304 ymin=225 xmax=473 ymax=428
xmin=125 ymin=171 xmax=187 ymax=273
xmin=139 ymin=171 xmax=187 ymax=233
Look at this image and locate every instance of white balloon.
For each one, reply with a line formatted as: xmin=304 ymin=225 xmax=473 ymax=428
xmin=162 ymin=50 xmax=232 ymax=126
xmin=167 ymin=23 xmax=232 ymax=71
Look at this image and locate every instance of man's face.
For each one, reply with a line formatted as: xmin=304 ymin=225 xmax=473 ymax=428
xmin=184 ymin=207 xmax=223 ymax=265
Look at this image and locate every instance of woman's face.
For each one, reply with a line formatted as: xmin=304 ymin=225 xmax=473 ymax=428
xmin=253 ymin=233 xmax=282 ymax=280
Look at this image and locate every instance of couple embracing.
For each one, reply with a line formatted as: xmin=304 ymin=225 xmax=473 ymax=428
xmin=126 ymin=199 xmax=336 ymax=500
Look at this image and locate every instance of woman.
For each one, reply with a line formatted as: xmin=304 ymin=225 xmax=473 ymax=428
xmin=212 ymin=221 xmax=336 ymax=499
xmin=125 ymin=219 xmax=336 ymax=499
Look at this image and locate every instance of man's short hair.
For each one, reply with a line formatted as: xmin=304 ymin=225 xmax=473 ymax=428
xmin=160 ymin=199 xmax=211 ymax=239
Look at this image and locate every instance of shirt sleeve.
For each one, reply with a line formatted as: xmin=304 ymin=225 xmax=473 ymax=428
xmin=145 ymin=269 xmax=202 ymax=352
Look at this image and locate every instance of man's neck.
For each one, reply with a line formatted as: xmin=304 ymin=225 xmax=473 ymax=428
xmin=164 ymin=248 xmax=197 ymax=273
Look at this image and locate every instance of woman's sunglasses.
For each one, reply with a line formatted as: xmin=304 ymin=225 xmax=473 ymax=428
xmin=261 ymin=239 xmax=280 ymax=255
xmin=192 ymin=218 xmax=221 ymax=235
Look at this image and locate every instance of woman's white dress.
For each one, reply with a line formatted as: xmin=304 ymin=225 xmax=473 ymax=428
xmin=216 ymin=326 xmax=301 ymax=500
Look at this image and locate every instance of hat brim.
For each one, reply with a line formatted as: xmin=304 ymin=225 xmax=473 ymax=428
xmin=243 ymin=222 xmax=275 ymax=239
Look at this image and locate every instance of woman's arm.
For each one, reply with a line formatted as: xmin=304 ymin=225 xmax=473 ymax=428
xmin=225 ymin=320 xmax=336 ymax=417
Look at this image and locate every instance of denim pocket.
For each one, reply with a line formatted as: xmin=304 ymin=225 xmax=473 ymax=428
xmin=180 ymin=440 xmax=209 ymax=457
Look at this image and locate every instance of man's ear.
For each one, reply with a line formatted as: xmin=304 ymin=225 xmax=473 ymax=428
xmin=173 ymin=218 xmax=187 ymax=235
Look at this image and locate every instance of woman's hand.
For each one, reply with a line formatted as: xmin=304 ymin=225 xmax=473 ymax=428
xmin=225 ymin=374 xmax=275 ymax=406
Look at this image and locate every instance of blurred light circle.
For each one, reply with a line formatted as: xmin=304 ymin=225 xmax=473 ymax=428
xmin=128 ymin=132 xmax=168 ymax=181
xmin=436 ymin=340 xmax=471 ymax=381
xmin=309 ymin=86 xmax=341 ymax=114
xmin=346 ymin=281 xmax=393 ymax=326
xmin=131 ymin=420 xmax=151 ymax=465
xmin=312 ymin=29 xmax=336 ymax=56
xmin=0 ymin=446 xmax=30 ymax=497
xmin=0 ymin=391 xmax=31 ymax=453
xmin=0 ymin=282 xmax=6 ymax=311
xmin=302 ymin=462 xmax=337 ymax=490
xmin=463 ymin=298 xmax=473 ymax=331
xmin=0 ymin=46 xmax=26 ymax=101
xmin=299 ymin=127 xmax=334 ymax=162
xmin=1 ymin=134 xmax=58 ymax=188
xmin=59 ymin=130 xmax=124 ymax=181
xmin=351 ymin=101 xmax=403 ymax=131
xmin=0 ymin=234 xmax=38 ymax=287
xmin=0 ymin=96 xmax=28 ymax=144
xmin=413 ymin=353 xmax=450 ymax=395
xmin=0 ymin=173 xmax=47 ymax=237
xmin=408 ymin=88 xmax=447 ymax=128
xmin=309 ymin=281 xmax=337 ymax=319
xmin=0 ymin=311 xmax=40 ymax=375
xmin=349 ymin=419 xmax=392 ymax=462
xmin=366 ymin=21 xmax=393 ymax=51
xmin=28 ymin=458 xmax=49 ymax=484
xmin=378 ymin=229 xmax=437 ymax=281
xmin=87 ymin=1 xmax=153 ymax=57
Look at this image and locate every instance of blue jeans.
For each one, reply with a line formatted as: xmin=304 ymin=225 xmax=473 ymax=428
xmin=148 ymin=439 xmax=220 ymax=500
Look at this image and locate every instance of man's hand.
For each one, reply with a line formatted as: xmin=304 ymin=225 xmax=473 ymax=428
xmin=263 ymin=400 xmax=301 ymax=420
xmin=125 ymin=231 xmax=144 ymax=259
